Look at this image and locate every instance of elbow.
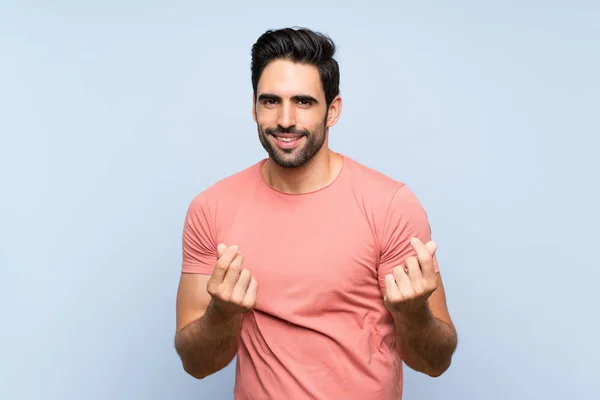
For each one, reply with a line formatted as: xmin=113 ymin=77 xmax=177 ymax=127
xmin=181 ymin=361 xmax=210 ymax=380
xmin=403 ymin=353 xmax=453 ymax=378
xmin=188 ymin=371 xmax=209 ymax=380
xmin=405 ymin=352 xmax=453 ymax=378
xmin=425 ymin=365 xmax=449 ymax=378
xmin=426 ymin=333 xmax=458 ymax=377
xmin=174 ymin=336 xmax=208 ymax=380
xmin=425 ymin=358 xmax=453 ymax=378
xmin=175 ymin=349 xmax=209 ymax=380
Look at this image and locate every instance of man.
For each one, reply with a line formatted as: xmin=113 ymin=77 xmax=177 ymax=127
xmin=174 ymin=27 xmax=458 ymax=399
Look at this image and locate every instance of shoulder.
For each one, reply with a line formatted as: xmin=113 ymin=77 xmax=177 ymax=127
xmin=342 ymin=155 xmax=428 ymax=224
xmin=343 ymin=156 xmax=406 ymax=204
xmin=187 ymin=160 xmax=263 ymax=214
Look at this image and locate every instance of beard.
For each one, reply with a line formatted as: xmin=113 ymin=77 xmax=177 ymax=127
xmin=257 ymin=116 xmax=328 ymax=169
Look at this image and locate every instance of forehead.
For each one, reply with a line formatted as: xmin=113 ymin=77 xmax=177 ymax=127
xmin=257 ymin=59 xmax=324 ymax=99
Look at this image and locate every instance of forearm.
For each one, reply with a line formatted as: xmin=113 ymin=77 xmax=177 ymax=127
xmin=174 ymin=301 xmax=243 ymax=379
xmin=393 ymin=307 xmax=457 ymax=377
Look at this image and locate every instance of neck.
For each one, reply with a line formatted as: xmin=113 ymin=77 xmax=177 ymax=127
xmin=262 ymin=148 xmax=343 ymax=194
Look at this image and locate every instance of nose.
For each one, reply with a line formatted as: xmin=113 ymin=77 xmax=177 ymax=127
xmin=276 ymin=101 xmax=296 ymax=129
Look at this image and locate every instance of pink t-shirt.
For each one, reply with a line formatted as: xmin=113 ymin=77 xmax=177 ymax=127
xmin=181 ymin=155 xmax=439 ymax=399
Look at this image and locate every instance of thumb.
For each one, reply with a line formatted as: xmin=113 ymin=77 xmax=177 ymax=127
xmin=217 ymin=243 xmax=227 ymax=259
xmin=425 ymin=241 xmax=438 ymax=257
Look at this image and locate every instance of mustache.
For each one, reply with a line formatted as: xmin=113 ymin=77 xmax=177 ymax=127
xmin=265 ymin=126 xmax=309 ymax=136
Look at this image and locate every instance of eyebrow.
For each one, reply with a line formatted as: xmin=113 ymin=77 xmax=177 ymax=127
xmin=258 ymin=93 xmax=319 ymax=104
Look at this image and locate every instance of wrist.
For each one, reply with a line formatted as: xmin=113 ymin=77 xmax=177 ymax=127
xmin=393 ymin=303 xmax=433 ymax=329
xmin=207 ymin=300 xmax=243 ymax=325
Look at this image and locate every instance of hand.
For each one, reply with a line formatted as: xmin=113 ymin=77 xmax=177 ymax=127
xmin=206 ymin=244 xmax=258 ymax=318
xmin=384 ymin=238 xmax=438 ymax=318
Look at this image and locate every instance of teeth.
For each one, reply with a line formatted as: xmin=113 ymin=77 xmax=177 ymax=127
xmin=277 ymin=137 xmax=299 ymax=142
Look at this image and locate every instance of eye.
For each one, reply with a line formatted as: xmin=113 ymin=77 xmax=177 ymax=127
xmin=261 ymin=98 xmax=279 ymax=106
xmin=296 ymin=99 xmax=313 ymax=107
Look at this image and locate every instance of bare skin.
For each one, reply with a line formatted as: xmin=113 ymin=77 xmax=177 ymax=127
xmin=252 ymin=60 xmax=343 ymax=194
xmin=174 ymin=244 xmax=258 ymax=379
xmin=253 ymin=60 xmax=458 ymax=376
xmin=175 ymin=59 xmax=457 ymax=380
xmin=383 ymin=238 xmax=458 ymax=377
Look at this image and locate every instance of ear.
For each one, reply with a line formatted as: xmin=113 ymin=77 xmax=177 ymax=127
xmin=252 ymin=93 xmax=257 ymax=123
xmin=326 ymin=95 xmax=342 ymax=128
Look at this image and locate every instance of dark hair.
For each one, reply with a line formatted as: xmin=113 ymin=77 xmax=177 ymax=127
xmin=251 ymin=27 xmax=340 ymax=106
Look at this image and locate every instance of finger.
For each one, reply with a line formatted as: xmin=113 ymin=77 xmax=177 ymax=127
xmin=393 ymin=265 xmax=413 ymax=297
xmin=425 ymin=241 xmax=438 ymax=257
xmin=410 ymin=237 xmax=430 ymax=260
xmin=222 ymin=251 xmax=244 ymax=289
xmin=231 ymin=269 xmax=252 ymax=303
xmin=424 ymin=241 xmax=439 ymax=277
xmin=217 ymin=243 xmax=227 ymax=259
xmin=410 ymin=238 xmax=436 ymax=277
xmin=241 ymin=276 xmax=258 ymax=309
xmin=384 ymin=274 xmax=402 ymax=302
xmin=212 ymin=245 xmax=238 ymax=282
xmin=404 ymin=256 xmax=423 ymax=287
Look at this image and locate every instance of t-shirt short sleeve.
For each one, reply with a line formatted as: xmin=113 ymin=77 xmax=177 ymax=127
xmin=377 ymin=184 xmax=439 ymax=290
xmin=181 ymin=193 xmax=218 ymax=274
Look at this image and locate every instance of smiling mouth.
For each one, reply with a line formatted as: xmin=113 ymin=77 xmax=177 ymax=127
xmin=270 ymin=134 xmax=304 ymax=148
xmin=274 ymin=135 xmax=301 ymax=142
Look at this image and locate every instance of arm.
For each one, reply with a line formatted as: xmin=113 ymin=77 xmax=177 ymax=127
xmin=175 ymin=245 xmax=258 ymax=379
xmin=175 ymin=189 xmax=259 ymax=379
xmin=378 ymin=186 xmax=458 ymax=377
xmin=383 ymin=257 xmax=457 ymax=377
xmin=174 ymin=272 xmax=243 ymax=379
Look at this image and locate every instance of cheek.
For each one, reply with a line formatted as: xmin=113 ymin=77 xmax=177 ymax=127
xmin=297 ymin=111 xmax=323 ymax=127
xmin=256 ymin=110 xmax=276 ymax=125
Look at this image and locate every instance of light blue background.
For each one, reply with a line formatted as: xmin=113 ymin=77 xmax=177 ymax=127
xmin=1 ymin=1 xmax=599 ymax=399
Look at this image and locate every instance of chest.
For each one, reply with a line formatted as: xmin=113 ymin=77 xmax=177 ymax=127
xmin=218 ymin=197 xmax=382 ymax=316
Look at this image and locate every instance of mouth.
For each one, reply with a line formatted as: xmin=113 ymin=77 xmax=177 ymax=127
xmin=270 ymin=134 xmax=304 ymax=149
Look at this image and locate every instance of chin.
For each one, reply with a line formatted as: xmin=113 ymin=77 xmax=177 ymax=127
xmin=272 ymin=158 xmax=304 ymax=169
xmin=270 ymin=152 xmax=308 ymax=169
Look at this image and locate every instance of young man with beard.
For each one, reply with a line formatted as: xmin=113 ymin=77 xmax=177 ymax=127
xmin=174 ymin=27 xmax=458 ymax=399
